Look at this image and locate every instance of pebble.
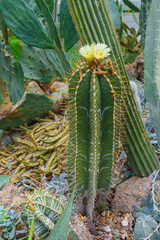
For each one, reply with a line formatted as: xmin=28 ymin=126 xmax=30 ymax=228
xmin=103 ymin=226 xmax=111 ymax=232
xmin=101 ymin=210 xmax=106 ymax=217
xmin=121 ymin=219 xmax=128 ymax=227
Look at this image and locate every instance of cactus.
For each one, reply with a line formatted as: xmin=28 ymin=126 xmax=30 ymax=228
xmin=0 ymin=92 xmax=55 ymax=130
xmin=18 ymin=42 xmax=57 ymax=83
xmin=0 ymin=0 xmax=53 ymax=49
xmin=141 ymin=0 xmax=152 ymax=49
xmin=0 ymin=12 xmax=8 ymax=43
xmin=68 ymin=43 xmax=122 ymax=218
xmin=144 ymin=0 xmax=160 ymax=148
xmin=0 ymin=38 xmax=24 ymax=114
xmin=0 ymin=39 xmax=12 ymax=115
xmin=67 ymin=0 xmax=159 ymax=177
xmin=0 ymin=0 xmax=71 ymax=77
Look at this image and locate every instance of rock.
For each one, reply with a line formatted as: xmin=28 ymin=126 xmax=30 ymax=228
xmin=101 ymin=210 xmax=106 ymax=217
xmin=27 ymin=81 xmax=45 ymax=95
xmin=0 ymin=131 xmax=20 ymax=150
xmin=125 ymin=52 xmax=144 ymax=82
xmin=0 ymin=134 xmax=12 ymax=150
xmin=103 ymin=226 xmax=111 ymax=232
xmin=111 ymin=176 xmax=160 ymax=213
xmin=0 ymin=182 xmax=26 ymax=211
xmin=121 ymin=219 xmax=128 ymax=227
xmin=50 ymin=81 xmax=68 ymax=94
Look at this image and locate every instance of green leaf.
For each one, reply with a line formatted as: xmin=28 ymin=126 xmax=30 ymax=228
xmin=19 ymin=237 xmax=29 ymax=240
xmin=0 ymin=175 xmax=11 ymax=189
xmin=45 ymin=0 xmax=54 ymax=13
xmin=0 ymin=0 xmax=53 ymax=49
xmin=59 ymin=0 xmax=68 ymax=37
xmin=122 ymin=0 xmax=140 ymax=12
xmin=28 ymin=211 xmax=35 ymax=240
xmin=59 ymin=0 xmax=79 ymax=51
xmin=35 ymin=0 xmax=61 ymax=49
xmin=47 ymin=191 xmax=74 ymax=240
xmin=63 ymin=7 xmax=79 ymax=52
xmin=9 ymin=36 xmax=21 ymax=60
xmin=134 ymin=216 xmax=159 ymax=240
xmin=35 ymin=0 xmax=71 ymax=75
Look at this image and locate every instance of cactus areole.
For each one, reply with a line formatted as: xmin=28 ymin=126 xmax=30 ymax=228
xmin=68 ymin=43 xmax=122 ymax=217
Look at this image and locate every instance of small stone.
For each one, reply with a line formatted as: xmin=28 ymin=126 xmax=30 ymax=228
xmin=121 ymin=219 xmax=128 ymax=227
xmin=27 ymin=81 xmax=45 ymax=95
xmin=120 ymin=230 xmax=128 ymax=239
xmin=117 ymin=217 xmax=122 ymax=223
xmin=116 ymin=223 xmax=121 ymax=230
xmin=103 ymin=226 xmax=111 ymax=232
xmin=101 ymin=210 xmax=106 ymax=217
xmin=99 ymin=217 xmax=107 ymax=223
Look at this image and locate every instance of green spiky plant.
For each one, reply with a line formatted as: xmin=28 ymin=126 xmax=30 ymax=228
xmin=0 ymin=37 xmax=24 ymax=113
xmin=0 ymin=33 xmax=57 ymax=130
xmin=144 ymin=0 xmax=160 ymax=148
xmin=67 ymin=0 xmax=159 ymax=179
xmin=141 ymin=0 xmax=152 ymax=49
xmin=21 ymin=190 xmax=79 ymax=240
xmin=68 ymin=43 xmax=122 ymax=218
xmin=0 ymin=0 xmax=71 ymax=79
xmin=0 ymin=0 xmax=70 ymax=130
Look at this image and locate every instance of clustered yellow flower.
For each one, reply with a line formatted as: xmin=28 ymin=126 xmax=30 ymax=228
xmin=79 ymin=43 xmax=111 ymax=63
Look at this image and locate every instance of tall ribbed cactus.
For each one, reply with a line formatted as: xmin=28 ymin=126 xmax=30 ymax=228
xmin=141 ymin=0 xmax=152 ymax=48
xmin=67 ymin=0 xmax=159 ymax=177
xmin=68 ymin=43 xmax=122 ymax=218
xmin=144 ymin=0 xmax=160 ymax=148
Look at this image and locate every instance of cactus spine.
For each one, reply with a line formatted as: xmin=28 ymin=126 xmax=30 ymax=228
xmin=68 ymin=44 xmax=122 ymax=218
xmin=68 ymin=0 xmax=159 ymax=177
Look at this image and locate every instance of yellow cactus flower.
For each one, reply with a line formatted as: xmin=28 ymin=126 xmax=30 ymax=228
xmin=79 ymin=43 xmax=111 ymax=63
xmin=93 ymin=43 xmax=111 ymax=61
xmin=79 ymin=44 xmax=94 ymax=63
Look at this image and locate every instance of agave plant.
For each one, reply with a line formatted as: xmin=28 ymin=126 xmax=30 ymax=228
xmin=21 ymin=190 xmax=79 ymax=240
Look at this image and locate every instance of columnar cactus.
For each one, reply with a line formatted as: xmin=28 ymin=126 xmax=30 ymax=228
xmin=144 ymin=0 xmax=160 ymax=148
xmin=68 ymin=43 xmax=122 ymax=218
xmin=68 ymin=0 xmax=160 ymax=178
